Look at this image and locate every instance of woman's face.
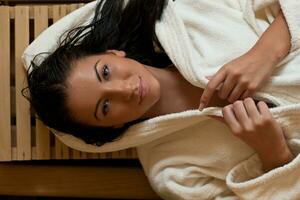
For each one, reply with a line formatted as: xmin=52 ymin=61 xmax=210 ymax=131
xmin=66 ymin=50 xmax=161 ymax=128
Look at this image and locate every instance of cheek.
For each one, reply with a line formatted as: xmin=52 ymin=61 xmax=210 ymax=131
xmin=112 ymin=102 xmax=143 ymax=119
xmin=113 ymin=63 xmax=132 ymax=78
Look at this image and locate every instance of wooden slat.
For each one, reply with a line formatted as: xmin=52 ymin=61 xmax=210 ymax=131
xmin=52 ymin=4 xmax=67 ymax=22
xmin=99 ymin=152 xmax=107 ymax=159
xmin=86 ymin=153 xmax=97 ymax=159
xmin=31 ymin=146 xmax=37 ymax=159
xmin=61 ymin=144 xmax=70 ymax=159
xmin=8 ymin=3 xmax=138 ymax=161
xmin=132 ymin=148 xmax=138 ymax=158
xmin=52 ymin=4 xmax=70 ymax=160
xmin=111 ymin=151 xmax=120 ymax=159
xmin=0 ymin=162 xmax=160 ymax=199
xmin=80 ymin=152 xmax=87 ymax=159
xmin=119 ymin=149 xmax=128 ymax=159
xmin=35 ymin=119 xmax=51 ymax=159
xmin=15 ymin=6 xmax=31 ymax=160
xmin=0 ymin=6 xmax=11 ymax=161
xmin=33 ymin=6 xmax=51 ymax=160
xmin=4 ymin=0 xmax=90 ymax=6
xmin=66 ymin=3 xmax=86 ymax=160
xmin=54 ymin=138 xmax=64 ymax=159
xmin=9 ymin=4 xmax=83 ymax=19
xmin=72 ymin=149 xmax=81 ymax=159
xmin=68 ymin=3 xmax=79 ymax=12
xmin=50 ymin=146 xmax=55 ymax=159
xmin=9 ymin=3 xmax=84 ymax=19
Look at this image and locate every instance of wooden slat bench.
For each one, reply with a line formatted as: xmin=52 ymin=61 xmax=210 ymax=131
xmin=0 ymin=4 xmax=160 ymax=199
xmin=0 ymin=160 xmax=159 ymax=199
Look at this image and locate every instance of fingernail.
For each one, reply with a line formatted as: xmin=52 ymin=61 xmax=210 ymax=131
xmin=199 ymin=102 xmax=204 ymax=111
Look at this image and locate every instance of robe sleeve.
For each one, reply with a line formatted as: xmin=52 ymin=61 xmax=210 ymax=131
xmin=226 ymin=153 xmax=300 ymax=199
xmin=253 ymin=0 xmax=300 ymax=52
xmin=278 ymin=0 xmax=300 ymax=52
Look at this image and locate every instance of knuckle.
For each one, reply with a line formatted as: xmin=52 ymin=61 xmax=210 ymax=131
xmin=254 ymin=117 xmax=272 ymax=127
xmin=254 ymin=121 xmax=264 ymax=128
xmin=243 ymin=123 xmax=255 ymax=133
xmin=257 ymin=101 xmax=266 ymax=107
xmin=240 ymin=78 xmax=249 ymax=86
xmin=232 ymin=127 xmax=242 ymax=135
xmin=230 ymin=69 xmax=240 ymax=76
xmin=261 ymin=116 xmax=273 ymax=124
xmin=201 ymin=95 xmax=208 ymax=103
xmin=233 ymin=100 xmax=243 ymax=107
xmin=232 ymin=71 xmax=241 ymax=79
xmin=248 ymin=84 xmax=258 ymax=92
xmin=244 ymin=97 xmax=254 ymax=104
xmin=222 ymin=105 xmax=231 ymax=113
xmin=207 ymin=83 xmax=215 ymax=91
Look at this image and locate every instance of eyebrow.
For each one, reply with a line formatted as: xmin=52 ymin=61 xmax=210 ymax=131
xmin=94 ymin=59 xmax=102 ymax=82
xmin=94 ymin=98 xmax=102 ymax=120
xmin=94 ymin=59 xmax=102 ymax=120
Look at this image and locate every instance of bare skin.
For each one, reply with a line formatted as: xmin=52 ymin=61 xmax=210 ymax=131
xmin=66 ymin=50 xmax=232 ymax=128
xmin=199 ymin=10 xmax=291 ymax=109
xmin=143 ymin=66 xmax=233 ymax=117
xmin=67 ymin=50 xmax=293 ymax=172
xmin=200 ymin=10 xmax=295 ymax=172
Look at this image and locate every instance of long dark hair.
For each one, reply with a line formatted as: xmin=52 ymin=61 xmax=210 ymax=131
xmin=22 ymin=0 xmax=171 ymax=146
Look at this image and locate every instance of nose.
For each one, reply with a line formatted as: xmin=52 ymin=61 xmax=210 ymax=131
xmin=103 ymin=79 xmax=137 ymax=101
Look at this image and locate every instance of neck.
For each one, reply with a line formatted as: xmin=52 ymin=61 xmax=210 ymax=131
xmin=140 ymin=65 xmax=177 ymax=119
xmin=140 ymin=65 xmax=204 ymax=119
xmin=140 ymin=65 xmax=231 ymax=120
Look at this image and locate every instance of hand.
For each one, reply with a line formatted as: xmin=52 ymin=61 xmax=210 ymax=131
xmin=209 ymin=98 xmax=294 ymax=172
xmin=199 ymin=50 xmax=275 ymax=110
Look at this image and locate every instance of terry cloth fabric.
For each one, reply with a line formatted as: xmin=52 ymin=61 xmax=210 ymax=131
xmin=22 ymin=0 xmax=300 ymax=199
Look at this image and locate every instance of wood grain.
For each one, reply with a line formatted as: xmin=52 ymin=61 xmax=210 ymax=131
xmin=0 ymin=161 xmax=161 ymax=199
xmin=0 ymin=7 xmax=11 ymax=161
xmin=15 ymin=6 xmax=31 ymax=160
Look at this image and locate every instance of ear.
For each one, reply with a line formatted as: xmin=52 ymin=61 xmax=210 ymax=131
xmin=113 ymin=123 xmax=124 ymax=128
xmin=106 ymin=50 xmax=126 ymax=57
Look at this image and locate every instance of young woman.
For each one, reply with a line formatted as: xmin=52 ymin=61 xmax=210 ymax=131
xmin=24 ymin=0 xmax=299 ymax=198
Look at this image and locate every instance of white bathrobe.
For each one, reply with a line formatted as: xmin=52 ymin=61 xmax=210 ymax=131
xmin=22 ymin=0 xmax=300 ymax=199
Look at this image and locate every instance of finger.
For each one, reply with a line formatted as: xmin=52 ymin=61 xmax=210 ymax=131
xmin=228 ymin=83 xmax=247 ymax=103
xmin=243 ymin=97 xmax=260 ymax=119
xmin=222 ymin=104 xmax=241 ymax=134
xmin=232 ymin=100 xmax=250 ymax=124
xmin=218 ymin=73 xmax=236 ymax=100
xmin=240 ymin=90 xmax=251 ymax=100
xmin=206 ymin=76 xmax=223 ymax=90
xmin=199 ymin=70 xmax=226 ymax=110
xmin=257 ymin=101 xmax=273 ymax=118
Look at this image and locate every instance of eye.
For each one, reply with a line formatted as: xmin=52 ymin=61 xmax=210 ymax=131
xmin=102 ymin=99 xmax=110 ymax=116
xmin=102 ymin=64 xmax=110 ymax=80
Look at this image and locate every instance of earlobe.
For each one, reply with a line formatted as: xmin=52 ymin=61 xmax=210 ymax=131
xmin=106 ymin=50 xmax=126 ymax=57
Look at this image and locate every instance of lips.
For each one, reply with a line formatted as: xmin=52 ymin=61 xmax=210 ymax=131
xmin=139 ymin=76 xmax=147 ymax=104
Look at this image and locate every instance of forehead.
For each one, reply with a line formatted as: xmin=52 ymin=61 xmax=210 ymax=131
xmin=74 ymin=54 xmax=101 ymax=68
xmin=65 ymin=56 xmax=101 ymax=122
xmin=69 ymin=53 xmax=108 ymax=82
